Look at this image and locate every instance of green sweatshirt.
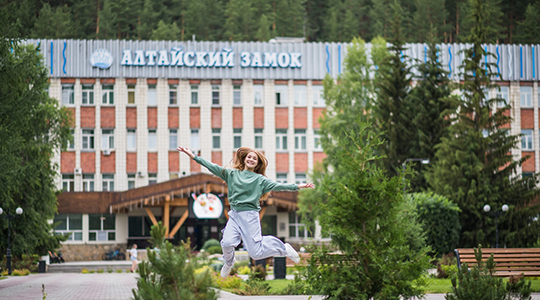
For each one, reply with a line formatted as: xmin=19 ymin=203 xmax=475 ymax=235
xmin=193 ymin=156 xmax=299 ymax=212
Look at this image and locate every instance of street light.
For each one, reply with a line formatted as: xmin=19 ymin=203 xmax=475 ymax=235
xmin=483 ymin=204 xmax=509 ymax=248
xmin=402 ymin=158 xmax=430 ymax=195
xmin=0 ymin=207 xmax=24 ymax=275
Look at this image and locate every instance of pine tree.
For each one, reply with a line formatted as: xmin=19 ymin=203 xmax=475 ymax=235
xmin=224 ymin=0 xmax=256 ymax=40
xmin=373 ymin=0 xmax=415 ymax=176
xmin=97 ymin=0 xmax=118 ymax=39
xmin=514 ymin=3 xmax=540 ymax=44
xmin=72 ymin=0 xmax=99 ymax=39
xmin=322 ymin=0 xmax=369 ymax=42
xmin=138 ymin=0 xmax=160 ymax=40
xmin=304 ymin=0 xmax=328 ymax=41
xmin=31 ymin=4 xmax=78 ymax=39
xmin=273 ymin=0 xmax=306 ymax=37
xmin=458 ymin=0 xmax=505 ymax=43
xmin=255 ymin=14 xmax=272 ymax=41
xmin=413 ymin=0 xmax=450 ymax=42
xmin=151 ymin=20 xmax=180 ymax=41
xmin=427 ymin=0 xmax=540 ymax=248
xmin=369 ymin=0 xmax=392 ymax=39
xmin=183 ymin=0 xmax=225 ymax=41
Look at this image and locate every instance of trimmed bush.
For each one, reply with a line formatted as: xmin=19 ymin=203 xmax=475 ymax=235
xmin=12 ymin=269 xmax=30 ymax=276
xmin=212 ymin=273 xmax=243 ymax=290
xmin=97 ymin=268 xmax=104 ymax=273
xmin=81 ymin=268 xmax=90 ymax=274
xmin=202 ymin=239 xmax=221 ymax=251
xmin=206 ymin=246 xmax=222 ymax=255
xmin=116 ymin=269 xmax=123 ymax=273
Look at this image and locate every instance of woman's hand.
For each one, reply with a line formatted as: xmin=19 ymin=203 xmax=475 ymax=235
xmin=176 ymin=146 xmax=195 ymax=159
xmin=298 ymin=183 xmax=315 ymax=189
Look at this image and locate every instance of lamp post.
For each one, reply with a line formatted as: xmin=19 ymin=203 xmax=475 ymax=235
xmin=0 ymin=207 xmax=23 ymax=275
xmin=483 ymin=204 xmax=509 ymax=248
xmin=401 ymin=158 xmax=430 ymax=195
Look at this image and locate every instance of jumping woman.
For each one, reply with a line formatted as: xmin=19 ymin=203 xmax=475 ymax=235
xmin=177 ymin=146 xmax=315 ymax=277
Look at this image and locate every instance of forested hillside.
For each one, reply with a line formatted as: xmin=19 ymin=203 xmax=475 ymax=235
xmin=2 ymin=0 xmax=539 ymax=43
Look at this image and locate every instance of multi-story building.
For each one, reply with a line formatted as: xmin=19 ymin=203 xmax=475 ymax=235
xmin=29 ymin=39 xmax=540 ymax=260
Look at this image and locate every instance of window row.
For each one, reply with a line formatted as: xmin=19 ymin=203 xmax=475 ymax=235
xmin=53 ymin=213 xmax=116 ymax=242
xmin=61 ymin=84 xmax=325 ymax=107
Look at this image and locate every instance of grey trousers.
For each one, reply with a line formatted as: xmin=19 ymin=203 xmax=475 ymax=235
xmin=221 ymin=210 xmax=287 ymax=266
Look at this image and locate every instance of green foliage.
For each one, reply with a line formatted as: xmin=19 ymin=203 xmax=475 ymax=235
xmin=212 ymin=273 xmax=243 ymax=290
xmin=149 ymin=221 xmax=167 ymax=248
xmin=11 ymin=269 xmax=31 ymax=276
xmin=97 ymin=268 xmax=104 ymax=273
xmin=278 ymin=275 xmax=311 ymax=295
xmin=0 ymin=7 xmax=71 ymax=259
xmin=237 ymin=265 xmax=251 ymax=275
xmin=438 ymin=264 xmax=458 ymax=279
xmin=235 ymin=278 xmax=270 ymax=296
xmin=249 ymin=264 xmax=267 ymax=280
xmin=458 ymin=0 xmax=505 ymax=43
xmin=446 ymin=246 xmax=532 ymax=300
xmin=413 ymin=0 xmax=449 ymax=42
xmin=410 ymin=192 xmax=461 ymax=256
xmin=206 ymin=246 xmax=222 ymax=255
xmin=514 ymin=3 xmax=540 ymax=44
xmin=132 ymin=222 xmax=217 ymax=300
xmin=202 ymin=239 xmax=221 ymax=250
xmin=31 ymin=4 xmax=78 ymax=39
xmin=151 ymin=20 xmax=180 ymax=41
xmin=116 ymin=269 xmax=123 ymax=273
xmin=81 ymin=268 xmax=90 ymax=274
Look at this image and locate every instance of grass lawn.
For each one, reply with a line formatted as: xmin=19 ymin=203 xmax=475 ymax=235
xmin=423 ymin=277 xmax=540 ymax=294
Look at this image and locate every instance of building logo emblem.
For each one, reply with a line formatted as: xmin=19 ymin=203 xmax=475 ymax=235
xmin=90 ymin=49 xmax=114 ymax=69
xmin=191 ymin=193 xmax=223 ymax=219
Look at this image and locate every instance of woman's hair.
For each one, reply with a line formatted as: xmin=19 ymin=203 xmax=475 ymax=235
xmin=231 ymin=147 xmax=271 ymax=200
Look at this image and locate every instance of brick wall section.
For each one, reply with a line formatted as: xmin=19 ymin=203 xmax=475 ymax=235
xmin=169 ymin=151 xmax=179 ymax=172
xmin=211 ymin=108 xmax=222 ymax=128
xmin=100 ymin=78 xmax=115 ymax=84
xmin=126 ymin=78 xmax=137 ymax=85
xmin=233 ymin=108 xmax=243 ymax=128
xmin=190 ymin=107 xmax=201 ymax=128
xmin=66 ymin=107 xmax=76 ymax=127
xmin=212 ymin=151 xmax=222 ymax=165
xmin=522 ymin=152 xmax=536 ymax=172
xmin=254 ymin=108 xmax=264 ymax=128
xmin=101 ymin=107 xmax=116 ymax=128
xmin=500 ymin=109 xmax=511 ymax=129
xmin=81 ymin=152 xmax=95 ymax=173
xmin=147 ymin=107 xmax=157 ymax=128
xmin=80 ymin=107 xmax=95 ymax=128
xmin=148 ymin=153 xmax=158 ymax=173
xmin=295 ymin=153 xmax=308 ymax=172
xmin=61 ymin=78 xmax=76 ymax=84
xmin=126 ymin=153 xmax=137 ymax=173
xmin=126 ymin=107 xmax=137 ymax=128
xmin=275 ymin=153 xmax=289 ymax=172
xmin=61 ymin=152 xmax=76 ymax=173
xmin=294 ymin=108 xmax=307 ymax=128
xmin=191 ymin=159 xmax=201 ymax=172
xmin=275 ymin=108 xmax=289 ymax=129
xmin=313 ymin=152 xmax=327 ymax=165
xmin=101 ymin=152 xmax=116 ymax=173
xmin=521 ymin=109 xmax=534 ymax=129
xmin=168 ymin=108 xmax=179 ymax=128
xmin=147 ymin=78 xmax=157 ymax=85
xmin=312 ymin=108 xmax=325 ymax=129
xmin=80 ymin=78 xmax=96 ymax=84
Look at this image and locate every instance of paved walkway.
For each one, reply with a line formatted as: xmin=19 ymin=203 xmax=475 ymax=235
xmin=1 ymin=273 xmax=539 ymax=300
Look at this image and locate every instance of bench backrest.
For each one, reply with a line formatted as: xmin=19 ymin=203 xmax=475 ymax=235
xmin=454 ymin=248 xmax=540 ymax=277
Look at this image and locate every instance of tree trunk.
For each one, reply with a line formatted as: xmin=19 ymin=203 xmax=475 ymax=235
xmin=96 ymin=0 xmax=100 ymax=37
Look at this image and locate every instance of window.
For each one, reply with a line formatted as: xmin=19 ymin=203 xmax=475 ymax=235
xmin=102 ymin=174 xmax=114 ymax=191
xmin=169 ymin=84 xmax=178 ymax=105
xmin=147 ymin=84 xmax=157 ymax=106
xmin=233 ymin=85 xmax=241 ymax=105
xmin=62 ymin=174 xmax=74 ymax=192
xmin=212 ymin=128 xmax=221 ymax=149
xmin=128 ymin=174 xmax=136 ymax=190
xmin=520 ymin=86 xmax=532 ymax=107
xmin=148 ymin=129 xmax=157 ymax=151
xmin=522 ymin=129 xmax=533 ymax=150
xmin=170 ymin=173 xmax=179 ymax=180
xmin=102 ymin=84 xmax=114 ymax=105
xmin=314 ymin=130 xmax=322 ymax=150
xmin=313 ymin=85 xmax=325 ymax=106
xmin=275 ymin=86 xmax=288 ymax=106
xmin=482 ymin=129 xmax=489 ymax=138
xmin=62 ymin=84 xmax=74 ymax=105
xmin=128 ymin=216 xmax=155 ymax=237
xmin=294 ymin=85 xmax=306 ymax=106
xmin=127 ymin=129 xmax=136 ymax=151
xmin=101 ymin=129 xmax=114 ymax=150
xmin=254 ymin=128 xmax=263 ymax=149
xmin=82 ymin=84 xmax=94 ymax=105
xmin=68 ymin=129 xmax=75 ymax=150
xmin=53 ymin=214 xmax=83 ymax=241
xmin=295 ymin=173 xmax=307 ymax=184
xmin=169 ymin=129 xmax=178 ymax=150
xmin=288 ymin=212 xmax=313 ymax=238
xmin=82 ymin=129 xmax=94 ymax=150
xmin=276 ymin=129 xmax=288 ymax=151
xmin=212 ymin=85 xmax=220 ymax=105
xmin=82 ymin=174 xmax=94 ymax=191
xmin=148 ymin=173 xmax=157 ymax=185
xmin=276 ymin=173 xmax=288 ymax=183
xmin=496 ymin=86 xmax=509 ymax=107
xmin=191 ymin=85 xmax=199 ymax=105
xmin=191 ymin=129 xmax=200 ymax=151
xmin=89 ymin=214 xmax=116 ymax=241
xmin=127 ymin=84 xmax=136 ymax=105
xmin=253 ymin=84 xmax=263 ymax=105
xmin=233 ymin=128 xmax=242 ymax=149
xmin=295 ymin=129 xmax=307 ymax=150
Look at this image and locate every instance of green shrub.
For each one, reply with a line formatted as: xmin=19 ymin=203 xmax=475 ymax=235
xmin=89 ymin=270 xmax=95 ymax=273
xmin=238 ymin=265 xmax=251 ymax=275
xmin=249 ymin=265 xmax=266 ymax=281
xmin=1 ymin=270 xmax=8 ymax=276
xmin=97 ymin=268 xmax=104 ymax=273
xmin=279 ymin=275 xmax=310 ymax=295
xmin=234 ymin=260 xmax=249 ymax=268
xmin=202 ymin=239 xmax=221 ymax=251
xmin=116 ymin=269 xmax=123 ymax=273
xmin=206 ymin=246 xmax=222 ymax=255
xmin=81 ymin=268 xmax=90 ymax=274
xmin=437 ymin=253 xmax=458 ymax=278
xmin=212 ymin=273 xmax=243 ymax=290
xmin=107 ymin=267 xmax=113 ymax=273
xmin=235 ymin=279 xmax=270 ymax=296
xmin=11 ymin=269 xmax=30 ymax=276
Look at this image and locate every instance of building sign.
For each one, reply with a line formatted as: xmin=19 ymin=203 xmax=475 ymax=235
xmin=120 ymin=47 xmax=301 ymax=68
xmin=191 ymin=193 xmax=223 ymax=219
xmin=90 ymin=49 xmax=114 ymax=69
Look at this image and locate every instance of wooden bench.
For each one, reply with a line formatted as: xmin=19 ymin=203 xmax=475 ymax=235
xmin=454 ymin=248 xmax=540 ymax=277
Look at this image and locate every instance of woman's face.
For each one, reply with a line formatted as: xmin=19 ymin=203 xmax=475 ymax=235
xmin=244 ymin=151 xmax=259 ymax=170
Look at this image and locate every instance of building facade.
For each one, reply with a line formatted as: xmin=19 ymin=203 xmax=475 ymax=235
xmin=28 ymin=39 xmax=540 ymax=260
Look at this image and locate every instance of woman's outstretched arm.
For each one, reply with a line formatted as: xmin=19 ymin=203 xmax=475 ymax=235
xmin=176 ymin=146 xmax=228 ymax=181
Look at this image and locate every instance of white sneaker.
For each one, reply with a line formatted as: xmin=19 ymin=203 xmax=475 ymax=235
xmin=285 ymin=243 xmax=300 ymax=264
xmin=220 ymin=258 xmax=236 ymax=278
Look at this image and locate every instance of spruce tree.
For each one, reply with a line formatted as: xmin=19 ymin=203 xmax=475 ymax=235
xmin=369 ymin=0 xmax=392 ymax=39
xmin=413 ymin=0 xmax=450 ymax=42
xmin=514 ymin=3 xmax=540 ymax=45
xmin=151 ymin=20 xmax=180 ymax=41
xmin=138 ymin=0 xmax=160 ymax=40
xmin=458 ymin=0 xmax=504 ymax=43
xmin=427 ymin=0 xmax=540 ymax=248
xmin=273 ymin=0 xmax=306 ymax=37
xmin=31 ymin=4 xmax=78 ymax=39
xmin=224 ymin=0 xmax=256 ymax=40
